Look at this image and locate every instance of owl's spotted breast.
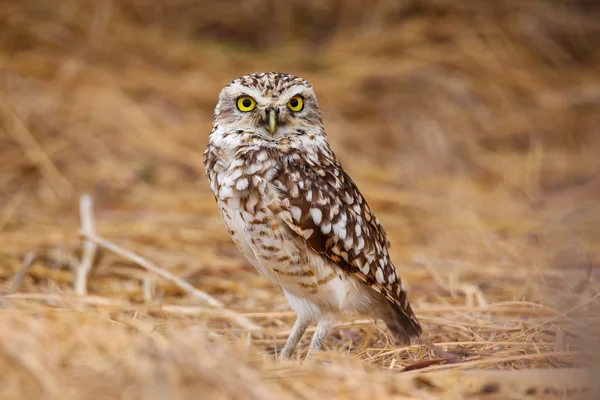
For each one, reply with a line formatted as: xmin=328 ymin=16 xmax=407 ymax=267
xmin=205 ymin=144 xmax=366 ymax=311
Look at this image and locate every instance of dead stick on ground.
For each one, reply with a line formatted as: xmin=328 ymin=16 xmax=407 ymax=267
xmin=142 ymin=276 xmax=156 ymax=302
xmin=74 ymin=194 xmax=97 ymax=295
xmin=78 ymin=230 xmax=260 ymax=330
xmin=4 ymin=251 xmax=36 ymax=295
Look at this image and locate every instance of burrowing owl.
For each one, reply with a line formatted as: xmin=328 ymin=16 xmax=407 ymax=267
xmin=204 ymin=72 xmax=422 ymax=359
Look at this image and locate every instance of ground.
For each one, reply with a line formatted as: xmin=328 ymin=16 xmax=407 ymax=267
xmin=0 ymin=1 xmax=599 ymax=399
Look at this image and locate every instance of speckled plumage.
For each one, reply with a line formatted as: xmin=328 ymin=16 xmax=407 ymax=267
xmin=204 ymin=72 xmax=422 ymax=359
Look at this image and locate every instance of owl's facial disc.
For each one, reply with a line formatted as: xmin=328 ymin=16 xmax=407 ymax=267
xmin=231 ymin=90 xmax=308 ymax=137
xmin=216 ymin=77 xmax=322 ymax=143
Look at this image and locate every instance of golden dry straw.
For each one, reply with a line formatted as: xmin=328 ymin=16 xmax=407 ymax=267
xmin=1 ymin=0 xmax=599 ymax=399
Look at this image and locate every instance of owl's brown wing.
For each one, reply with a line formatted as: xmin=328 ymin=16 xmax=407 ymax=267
xmin=272 ymin=158 xmax=422 ymax=338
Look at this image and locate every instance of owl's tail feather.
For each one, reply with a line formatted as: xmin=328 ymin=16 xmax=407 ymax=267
xmin=376 ymin=299 xmax=423 ymax=346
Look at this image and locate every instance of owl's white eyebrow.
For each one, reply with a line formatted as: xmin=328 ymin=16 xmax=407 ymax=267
xmin=282 ymin=88 xmax=306 ymax=98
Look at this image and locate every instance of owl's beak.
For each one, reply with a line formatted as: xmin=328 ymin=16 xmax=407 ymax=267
xmin=267 ymin=109 xmax=278 ymax=134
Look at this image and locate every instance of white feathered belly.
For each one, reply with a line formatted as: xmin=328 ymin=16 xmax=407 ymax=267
xmin=218 ymin=198 xmax=371 ymax=314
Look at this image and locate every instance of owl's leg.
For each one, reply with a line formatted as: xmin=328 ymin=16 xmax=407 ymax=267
xmin=280 ymin=291 xmax=320 ymax=360
xmin=305 ymin=317 xmax=335 ymax=359
xmin=279 ymin=316 xmax=311 ymax=360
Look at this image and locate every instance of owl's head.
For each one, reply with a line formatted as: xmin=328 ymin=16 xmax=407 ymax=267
xmin=212 ymin=72 xmax=324 ymax=144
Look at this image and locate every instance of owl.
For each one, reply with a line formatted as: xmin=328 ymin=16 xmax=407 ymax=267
xmin=204 ymin=72 xmax=422 ymax=360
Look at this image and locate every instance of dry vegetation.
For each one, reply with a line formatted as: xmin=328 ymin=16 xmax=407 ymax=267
xmin=1 ymin=1 xmax=600 ymax=399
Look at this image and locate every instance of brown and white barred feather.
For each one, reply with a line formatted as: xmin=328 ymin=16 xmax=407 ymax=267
xmin=270 ymin=151 xmax=422 ymax=343
xmin=205 ymin=145 xmax=421 ymax=344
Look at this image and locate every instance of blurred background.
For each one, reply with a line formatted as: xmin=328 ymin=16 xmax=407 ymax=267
xmin=1 ymin=1 xmax=599 ymax=399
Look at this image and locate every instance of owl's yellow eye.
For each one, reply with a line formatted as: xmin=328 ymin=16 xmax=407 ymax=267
xmin=237 ymin=96 xmax=256 ymax=112
xmin=287 ymin=95 xmax=304 ymax=112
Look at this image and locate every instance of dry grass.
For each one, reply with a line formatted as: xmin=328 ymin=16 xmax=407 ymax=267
xmin=1 ymin=1 xmax=600 ymax=398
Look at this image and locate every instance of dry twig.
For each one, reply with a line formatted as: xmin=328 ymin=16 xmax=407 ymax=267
xmin=74 ymin=194 xmax=97 ymax=295
xmin=78 ymin=231 xmax=260 ymax=330
xmin=4 ymin=251 xmax=36 ymax=295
